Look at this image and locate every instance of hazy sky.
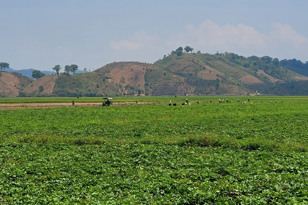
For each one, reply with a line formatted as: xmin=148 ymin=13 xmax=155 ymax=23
xmin=1 ymin=0 xmax=308 ymax=71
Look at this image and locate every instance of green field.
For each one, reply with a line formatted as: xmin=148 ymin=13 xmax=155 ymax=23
xmin=0 ymin=96 xmax=307 ymax=204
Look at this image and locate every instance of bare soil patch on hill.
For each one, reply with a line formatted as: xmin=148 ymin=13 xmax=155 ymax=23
xmin=107 ymin=62 xmax=147 ymax=91
xmin=294 ymin=75 xmax=308 ymax=81
xmin=0 ymin=72 xmax=22 ymax=97
xmin=256 ymin=70 xmax=278 ymax=83
xmin=197 ymin=66 xmax=221 ymax=80
xmin=240 ymin=74 xmax=263 ymax=85
xmin=23 ymin=75 xmax=58 ymax=95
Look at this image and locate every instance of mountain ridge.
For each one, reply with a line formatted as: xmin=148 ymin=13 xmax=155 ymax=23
xmin=4 ymin=68 xmax=86 ymax=78
xmin=1 ymin=51 xmax=308 ymax=97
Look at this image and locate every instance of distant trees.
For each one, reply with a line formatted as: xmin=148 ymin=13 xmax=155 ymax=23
xmin=184 ymin=46 xmax=193 ymax=53
xmin=64 ymin=64 xmax=78 ymax=75
xmin=32 ymin=70 xmax=45 ymax=79
xmin=261 ymin=56 xmax=273 ymax=64
xmin=175 ymin=47 xmax=183 ymax=57
xmin=52 ymin=65 xmax=61 ymax=76
xmin=64 ymin=65 xmax=71 ymax=74
xmin=280 ymin=58 xmax=308 ymax=76
xmin=70 ymin=64 xmax=78 ymax=74
xmin=171 ymin=46 xmax=194 ymax=57
xmin=273 ymin=58 xmax=280 ymax=67
xmin=0 ymin=62 xmax=9 ymax=71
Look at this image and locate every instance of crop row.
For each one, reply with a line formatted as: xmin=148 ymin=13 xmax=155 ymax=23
xmin=1 ymin=143 xmax=307 ymax=204
xmin=0 ymin=97 xmax=307 ymax=204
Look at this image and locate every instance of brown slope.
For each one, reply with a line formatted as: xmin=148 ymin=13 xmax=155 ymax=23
xmin=23 ymin=75 xmax=58 ymax=96
xmin=107 ymin=62 xmax=147 ymax=89
xmin=256 ymin=70 xmax=278 ymax=83
xmin=0 ymin=72 xmax=32 ymax=97
xmin=294 ymin=75 xmax=308 ymax=81
xmin=197 ymin=65 xmax=222 ymax=80
xmin=240 ymin=74 xmax=263 ymax=85
xmin=95 ymin=62 xmax=153 ymax=95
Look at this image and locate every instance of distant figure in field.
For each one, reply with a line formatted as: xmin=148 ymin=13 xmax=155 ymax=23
xmin=102 ymin=98 xmax=112 ymax=106
xmin=72 ymin=100 xmax=75 ymax=106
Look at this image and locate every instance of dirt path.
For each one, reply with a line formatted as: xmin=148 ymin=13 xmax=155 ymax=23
xmin=0 ymin=101 xmax=158 ymax=110
xmin=0 ymin=102 xmax=101 ymax=110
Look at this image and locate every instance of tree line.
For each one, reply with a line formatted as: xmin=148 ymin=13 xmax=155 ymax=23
xmin=170 ymin=46 xmax=194 ymax=57
xmin=52 ymin=64 xmax=79 ymax=76
xmin=32 ymin=64 xmax=79 ymax=79
xmin=1 ymin=61 xmax=80 ymax=79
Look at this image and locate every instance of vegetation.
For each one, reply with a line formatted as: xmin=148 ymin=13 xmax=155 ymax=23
xmin=1 ymin=50 xmax=308 ymax=97
xmin=52 ymin=65 xmax=61 ymax=76
xmin=32 ymin=70 xmax=45 ymax=79
xmin=184 ymin=46 xmax=194 ymax=53
xmin=64 ymin=64 xmax=78 ymax=75
xmin=0 ymin=62 xmax=9 ymax=71
xmin=0 ymin=96 xmax=307 ymax=204
xmin=280 ymin=59 xmax=308 ymax=77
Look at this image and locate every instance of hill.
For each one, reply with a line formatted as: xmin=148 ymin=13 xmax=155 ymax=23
xmin=154 ymin=52 xmax=308 ymax=95
xmin=0 ymin=72 xmax=32 ymax=97
xmin=5 ymin=68 xmax=54 ymax=78
xmin=1 ymin=51 xmax=308 ymax=97
xmin=22 ymin=75 xmax=59 ymax=96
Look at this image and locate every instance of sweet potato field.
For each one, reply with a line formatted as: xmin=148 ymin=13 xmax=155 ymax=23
xmin=0 ymin=96 xmax=307 ymax=204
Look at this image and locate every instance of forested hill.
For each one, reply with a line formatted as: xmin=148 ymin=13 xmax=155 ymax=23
xmin=279 ymin=59 xmax=308 ymax=77
xmin=153 ymin=52 xmax=308 ymax=96
xmin=1 ymin=50 xmax=308 ymax=97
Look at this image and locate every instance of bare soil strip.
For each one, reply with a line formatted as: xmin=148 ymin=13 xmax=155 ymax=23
xmin=0 ymin=102 xmax=157 ymax=110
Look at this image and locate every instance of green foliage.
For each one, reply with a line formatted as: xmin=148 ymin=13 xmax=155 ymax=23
xmin=280 ymin=59 xmax=308 ymax=77
xmin=144 ymin=66 xmax=183 ymax=96
xmin=176 ymin=47 xmax=183 ymax=57
xmin=31 ymin=70 xmax=45 ymax=79
xmin=155 ymin=51 xmax=308 ymax=95
xmin=53 ymin=74 xmax=87 ymax=97
xmin=64 ymin=64 xmax=78 ymax=75
xmin=184 ymin=46 xmax=193 ymax=53
xmin=0 ymin=62 xmax=9 ymax=71
xmin=0 ymin=97 xmax=308 ymax=203
xmin=2 ymin=51 xmax=308 ymax=97
xmin=52 ymin=72 xmax=121 ymax=97
xmin=70 ymin=64 xmax=78 ymax=74
xmin=52 ymin=65 xmax=61 ymax=76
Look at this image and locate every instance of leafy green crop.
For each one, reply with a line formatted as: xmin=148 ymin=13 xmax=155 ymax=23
xmin=0 ymin=96 xmax=307 ymax=204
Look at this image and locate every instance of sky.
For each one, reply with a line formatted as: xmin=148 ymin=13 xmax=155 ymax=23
xmin=1 ymin=0 xmax=308 ymax=71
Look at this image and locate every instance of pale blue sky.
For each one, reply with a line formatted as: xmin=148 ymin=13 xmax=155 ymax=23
xmin=1 ymin=0 xmax=308 ymax=71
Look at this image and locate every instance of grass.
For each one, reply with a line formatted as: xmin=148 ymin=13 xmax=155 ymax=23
xmin=0 ymin=96 xmax=307 ymax=204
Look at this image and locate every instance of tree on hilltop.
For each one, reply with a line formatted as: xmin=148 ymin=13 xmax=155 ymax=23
xmin=52 ymin=65 xmax=61 ymax=75
xmin=184 ymin=46 xmax=193 ymax=53
xmin=176 ymin=47 xmax=183 ymax=57
xmin=64 ymin=64 xmax=78 ymax=75
xmin=70 ymin=64 xmax=78 ymax=74
xmin=0 ymin=62 xmax=9 ymax=71
xmin=32 ymin=70 xmax=45 ymax=79
xmin=176 ymin=47 xmax=183 ymax=52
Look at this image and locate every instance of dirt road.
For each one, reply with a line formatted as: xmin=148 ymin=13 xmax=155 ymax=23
xmin=0 ymin=101 xmax=157 ymax=110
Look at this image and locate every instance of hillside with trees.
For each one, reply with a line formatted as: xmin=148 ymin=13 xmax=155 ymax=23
xmin=1 ymin=49 xmax=308 ymax=97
